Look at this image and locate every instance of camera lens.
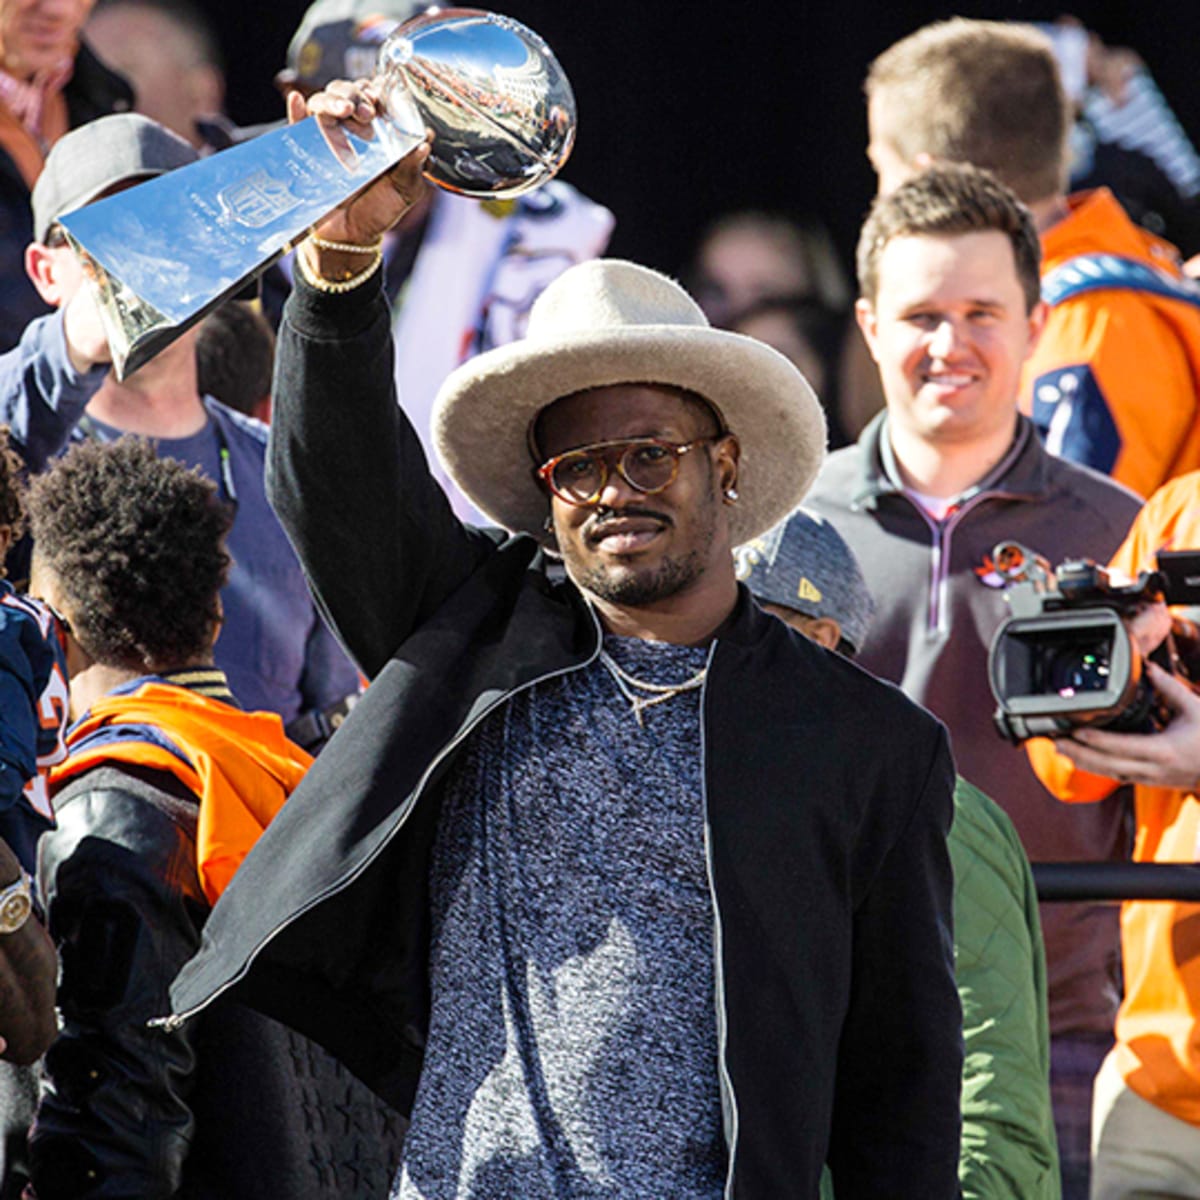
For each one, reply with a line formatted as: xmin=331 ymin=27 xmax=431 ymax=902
xmin=1045 ymin=643 xmax=1111 ymax=696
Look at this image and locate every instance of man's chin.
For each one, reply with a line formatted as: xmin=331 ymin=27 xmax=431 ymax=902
xmin=583 ymin=565 xmax=657 ymax=605
xmin=569 ymin=555 xmax=702 ymax=610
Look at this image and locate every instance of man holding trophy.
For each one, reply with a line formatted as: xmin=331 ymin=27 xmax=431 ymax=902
xmin=167 ymin=60 xmax=964 ymax=1198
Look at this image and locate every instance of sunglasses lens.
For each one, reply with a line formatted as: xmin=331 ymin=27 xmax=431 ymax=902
xmin=621 ymin=443 xmax=676 ymax=492
xmin=550 ymin=451 xmax=604 ymax=502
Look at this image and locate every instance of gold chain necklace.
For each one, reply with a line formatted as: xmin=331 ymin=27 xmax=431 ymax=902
xmin=599 ymin=649 xmax=708 ymax=728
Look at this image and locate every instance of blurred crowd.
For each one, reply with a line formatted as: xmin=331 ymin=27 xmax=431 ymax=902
xmin=0 ymin=2 xmax=1197 ymax=1199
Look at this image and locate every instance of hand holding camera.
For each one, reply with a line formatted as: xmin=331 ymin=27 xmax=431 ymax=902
xmin=988 ymin=541 xmax=1200 ymax=790
xmin=1060 ymin=660 xmax=1200 ymax=790
xmin=988 ymin=542 xmax=1200 ymax=740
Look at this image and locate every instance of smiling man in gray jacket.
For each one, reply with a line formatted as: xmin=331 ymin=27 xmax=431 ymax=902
xmin=171 ymin=81 xmax=962 ymax=1199
xmin=806 ymin=164 xmax=1141 ymax=1195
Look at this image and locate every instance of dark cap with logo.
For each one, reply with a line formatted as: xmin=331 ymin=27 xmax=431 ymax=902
xmin=279 ymin=0 xmax=430 ymax=92
xmin=32 ymin=113 xmax=198 ymax=243
xmin=735 ymin=505 xmax=876 ymax=654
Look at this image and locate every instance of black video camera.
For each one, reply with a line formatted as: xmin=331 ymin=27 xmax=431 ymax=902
xmin=987 ymin=543 xmax=1200 ymax=743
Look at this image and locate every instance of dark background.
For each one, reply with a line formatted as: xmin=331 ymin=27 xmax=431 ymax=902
xmin=205 ymin=1 xmax=1200 ymax=279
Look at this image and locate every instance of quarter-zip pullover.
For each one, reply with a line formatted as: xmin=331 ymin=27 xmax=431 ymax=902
xmin=808 ymin=411 xmax=1142 ymax=1038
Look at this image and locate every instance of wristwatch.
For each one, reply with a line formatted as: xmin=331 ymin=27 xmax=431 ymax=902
xmin=0 ymin=871 xmax=32 ymax=934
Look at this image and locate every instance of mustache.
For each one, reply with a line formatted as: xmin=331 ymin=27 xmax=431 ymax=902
xmin=583 ymin=504 xmax=672 ymax=542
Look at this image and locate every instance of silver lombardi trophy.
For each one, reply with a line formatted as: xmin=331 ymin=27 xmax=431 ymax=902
xmin=58 ymin=8 xmax=577 ymax=379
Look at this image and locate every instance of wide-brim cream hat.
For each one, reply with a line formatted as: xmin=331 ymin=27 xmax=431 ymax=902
xmin=432 ymin=259 xmax=827 ymax=544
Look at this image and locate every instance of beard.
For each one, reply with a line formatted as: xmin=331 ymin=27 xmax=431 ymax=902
xmin=571 ymin=543 xmax=709 ymax=607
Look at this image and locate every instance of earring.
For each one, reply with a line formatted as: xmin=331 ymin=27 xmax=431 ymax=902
xmin=724 ymin=487 xmax=739 ymax=503
xmin=543 ymin=515 xmax=554 ymax=532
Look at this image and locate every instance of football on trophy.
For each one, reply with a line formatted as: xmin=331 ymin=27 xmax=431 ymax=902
xmin=378 ymin=7 xmax=577 ymax=199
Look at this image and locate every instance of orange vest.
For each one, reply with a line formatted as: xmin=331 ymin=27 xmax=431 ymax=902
xmin=51 ymin=682 xmax=312 ymax=903
xmin=1029 ymin=471 xmax=1200 ymax=1123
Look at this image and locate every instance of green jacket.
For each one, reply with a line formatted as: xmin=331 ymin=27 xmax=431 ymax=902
xmin=951 ymin=779 xmax=1059 ymax=1199
xmin=823 ymin=779 xmax=1059 ymax=1199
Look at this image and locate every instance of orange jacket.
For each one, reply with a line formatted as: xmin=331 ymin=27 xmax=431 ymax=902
xmin=1029 ymin=471 xmax=1200 ymax=1123
xmin=1022 ymin=189 xmax=1200 ymax=500
xmin=50 ymin=682 xmax=312 ymax=903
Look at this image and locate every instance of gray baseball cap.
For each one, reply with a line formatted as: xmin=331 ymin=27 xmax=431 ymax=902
xmin=280 ymin=0 xmax=430 ymax=92
xmin=735 ymin=505 xmax=876 ymax=654
xmin=32 ymin=113 xmax=198 ymax=244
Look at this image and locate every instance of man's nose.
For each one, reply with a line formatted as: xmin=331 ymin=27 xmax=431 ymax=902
xmin=596 ymin=467 xmax=639 ymax=508
xmin=927 ymin=319 xmax=962 ymax=359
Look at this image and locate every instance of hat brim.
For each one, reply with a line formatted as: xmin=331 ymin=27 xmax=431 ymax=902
xmin=432 ymin=324 xmax=828 ymax=544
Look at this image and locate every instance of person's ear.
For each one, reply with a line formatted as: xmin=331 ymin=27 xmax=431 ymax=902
xmin=803 ymin=616 xmax=843 ymax=651
xmin=27 ymin=557 xmax=87 ymax=674
xmin=715 ymin=433 xmax=740 ymax=499
xmin=855 ymin=298 xmax=882 ymax=364
xmin=25 ymin=242 xmax=66 ymax=305
xmin=1024 ymin=299 xmax=1049 ymax=361
xmin=209 ymin=594 xmax=225 ymax=648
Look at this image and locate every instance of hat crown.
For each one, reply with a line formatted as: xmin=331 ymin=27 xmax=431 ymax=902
xmin=526 ymin=260 xmax=710 ymax=341
xmin=31 ymin=113 xmax=198 ymax=243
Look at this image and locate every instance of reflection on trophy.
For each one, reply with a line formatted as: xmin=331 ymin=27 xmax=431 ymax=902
xmin=59 ymin=7 xmax=577 ymax=379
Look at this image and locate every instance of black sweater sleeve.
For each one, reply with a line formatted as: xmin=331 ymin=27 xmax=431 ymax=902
xmin=267 ymin=270 xmax=492 ymax=679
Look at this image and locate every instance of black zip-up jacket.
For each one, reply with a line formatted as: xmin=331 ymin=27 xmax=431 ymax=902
xmin=171 ymin=272 xmax=962 ymax=1198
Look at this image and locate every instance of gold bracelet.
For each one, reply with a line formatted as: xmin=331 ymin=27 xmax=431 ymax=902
xmin=296 ymin=244 xmax=384 ymax=294
xmin=309 ymin=232 xmax=384 ymax=255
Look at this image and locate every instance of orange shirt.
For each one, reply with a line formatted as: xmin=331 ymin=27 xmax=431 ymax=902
xmin=1029 ymin=471 xmax=1200 ymax=1123
xmin=51 ymin=681 xmax=312 ymax=903
xmin=1022 ymin=189 xmax=1200 ymax=500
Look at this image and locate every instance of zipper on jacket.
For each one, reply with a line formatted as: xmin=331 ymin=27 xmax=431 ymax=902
xmin=157 ymin=604 xmax=606 ymax=1030
xmin=699 ymin=640 xmax=739 ymax=1198
xmin=902 ymin=490 xmax=1007 ymax=636
xmin=160 ymin=609 xmax=744 ymax=1193
xmin=874 ymin=417 xmax=1033 ymax=637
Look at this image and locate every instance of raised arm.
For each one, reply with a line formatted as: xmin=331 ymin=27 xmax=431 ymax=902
xmin=267 ymin=83 xmax=492 ymax=678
